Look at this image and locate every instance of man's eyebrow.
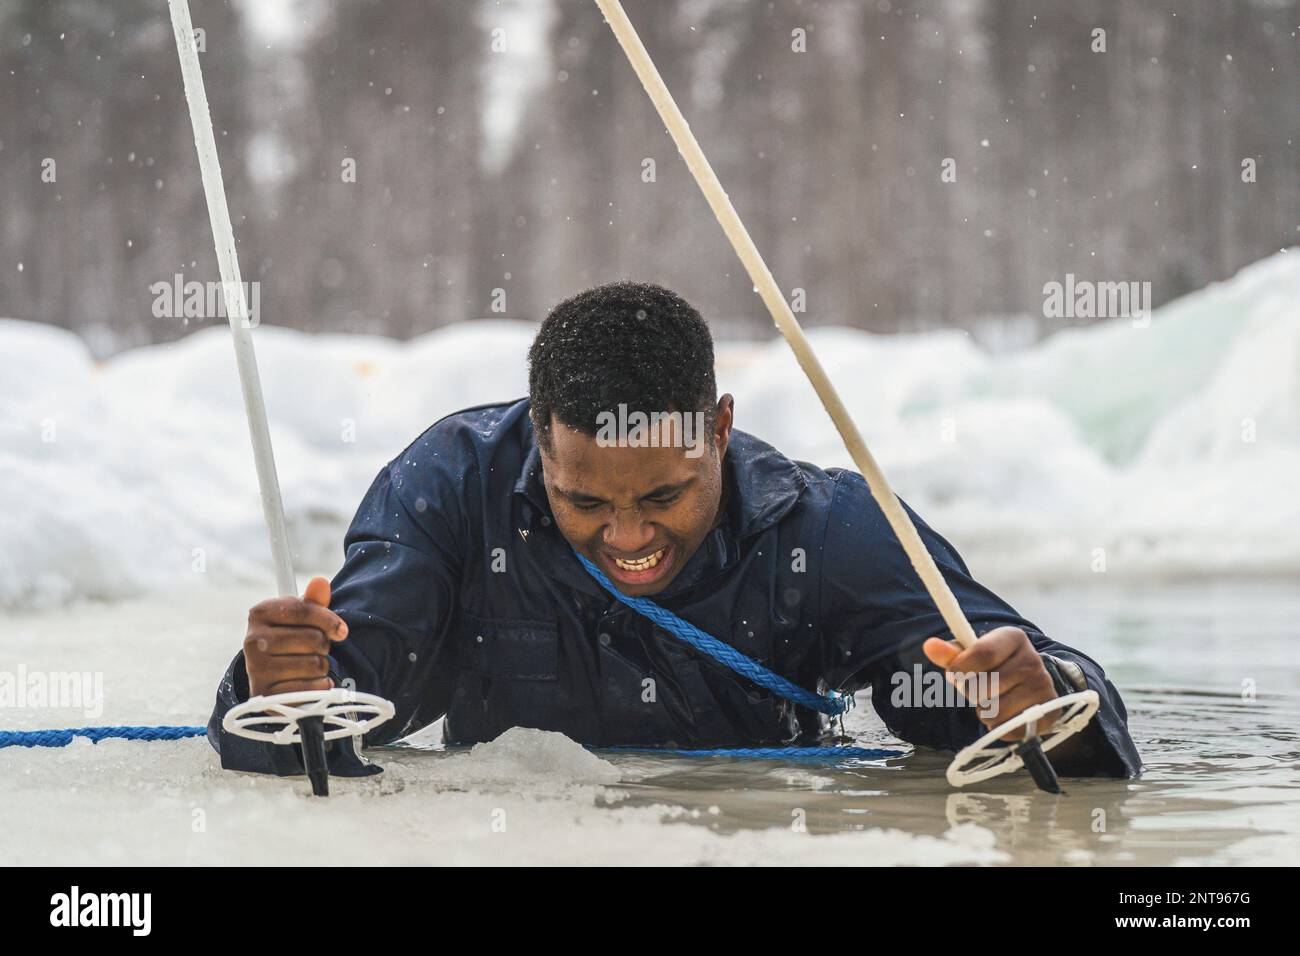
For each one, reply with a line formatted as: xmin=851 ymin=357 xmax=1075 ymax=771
xmin=552 ymin=477 xmax=695 ymax=503
xmin=643 ymin=477 xmax=695 ymax=497
xmin=552 ymin=485 xmax=605 ymax=503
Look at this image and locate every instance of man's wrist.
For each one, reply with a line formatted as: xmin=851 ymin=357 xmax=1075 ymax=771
xmin=1040 ymin=654 xmax=1087 ymax=697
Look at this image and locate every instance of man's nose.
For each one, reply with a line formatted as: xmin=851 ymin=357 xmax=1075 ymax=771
xmin=603 ymin=506 xmax=654 ymax=553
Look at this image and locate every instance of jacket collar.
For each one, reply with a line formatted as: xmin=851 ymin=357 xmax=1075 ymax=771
xmin=718 ymin=428 xmax=807 ymax=539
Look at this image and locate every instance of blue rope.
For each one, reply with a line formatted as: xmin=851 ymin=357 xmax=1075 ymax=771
xmin=0 ymin=725 xmax=206 ymax=749
xmin=2 ymin=726 xmax=902 ymax=763
xmin=603 ymin=746 xmax=902 ymax=761
xmin=1 ymin=725 xmax=902 ymax=763
xmin=572 ymin=548 xmax=853 ymax=716
xmin=571 ymin=549 xmax=905 ymax=762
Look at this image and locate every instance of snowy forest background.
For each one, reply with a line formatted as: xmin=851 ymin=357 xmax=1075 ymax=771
xmin=1 ymin=0 xmax=1296 ymax=356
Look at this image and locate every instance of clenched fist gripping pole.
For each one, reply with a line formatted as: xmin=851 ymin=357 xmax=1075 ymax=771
xmin=168 ymin=0 xmax=392 ymax=795
xmin=591 ymin=0 xmax=1099 ymax=791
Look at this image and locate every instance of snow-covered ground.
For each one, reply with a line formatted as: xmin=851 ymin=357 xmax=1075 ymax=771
xmin=2 ymin=250 xmax=1297 ymax=609
xmin=2 ymin=731 xmax=1009 ymax=866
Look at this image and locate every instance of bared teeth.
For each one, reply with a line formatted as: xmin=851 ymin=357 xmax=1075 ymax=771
xmin=614 ymin=547 xmax=665 ymax=572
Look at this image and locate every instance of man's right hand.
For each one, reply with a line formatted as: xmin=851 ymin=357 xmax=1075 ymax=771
xmin=243 ymin=576 xmax=350 ymax=697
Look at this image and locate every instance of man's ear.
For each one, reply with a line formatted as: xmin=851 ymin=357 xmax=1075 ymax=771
xmin=530 ymin=409 xmax=548 ymax=456
xmin=714 ymin=394 xmax=735 ymax=457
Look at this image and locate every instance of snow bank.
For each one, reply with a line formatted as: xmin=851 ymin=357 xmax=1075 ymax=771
xmin=726 ymin=250 xmax=1300 ymax=582
xmin=1 ymin=251 xmax=1296 ymax=607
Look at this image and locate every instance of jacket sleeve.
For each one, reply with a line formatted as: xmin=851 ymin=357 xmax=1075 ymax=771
xmin=207 ymin=453 xmax=466 ymax=777
xmin=817 ymin=470 xmax=1141 ymax=778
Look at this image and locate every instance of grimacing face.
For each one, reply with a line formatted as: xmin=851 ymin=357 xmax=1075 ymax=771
xmin=538 ymin=395 xmax=734 ymax=596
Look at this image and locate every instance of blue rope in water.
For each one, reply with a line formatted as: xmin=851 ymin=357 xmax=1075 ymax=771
xmin=0 ymin=727 xmax=900 ymax=763
xmin=0 ymin=725 xmax=206 ymax=749
xmin=603 ymin=746 xmax=902 ymax=761
xmin=572 ymin=549 xmax=852 ymax=717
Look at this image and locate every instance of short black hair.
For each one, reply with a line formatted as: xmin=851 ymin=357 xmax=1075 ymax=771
xmin=528 ymin=280 xmax=717 ymax=451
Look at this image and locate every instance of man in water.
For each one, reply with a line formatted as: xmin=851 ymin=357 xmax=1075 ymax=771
xmin=210 ymin=281 xmax=1141 ymax=779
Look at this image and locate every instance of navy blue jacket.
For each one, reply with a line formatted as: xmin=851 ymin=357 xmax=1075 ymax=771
xmin=209 ymin=398 xmax=1141 ymax=778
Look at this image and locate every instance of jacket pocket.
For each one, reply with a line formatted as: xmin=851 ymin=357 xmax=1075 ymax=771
xmin=463 ymin=616 xmax=559 ymax=681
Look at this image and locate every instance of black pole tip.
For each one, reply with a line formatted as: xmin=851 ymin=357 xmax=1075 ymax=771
xmin=1018 ymin=735 xmax=1062 ymax=794
xmin=298 ymin=714 xmax=330 ymax=797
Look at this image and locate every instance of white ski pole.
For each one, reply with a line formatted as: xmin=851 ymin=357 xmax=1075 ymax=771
xmin=167 ymin=0 xmax=296 ymax=598
xmin=592 ymin=0 xmax=977 ymax=648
